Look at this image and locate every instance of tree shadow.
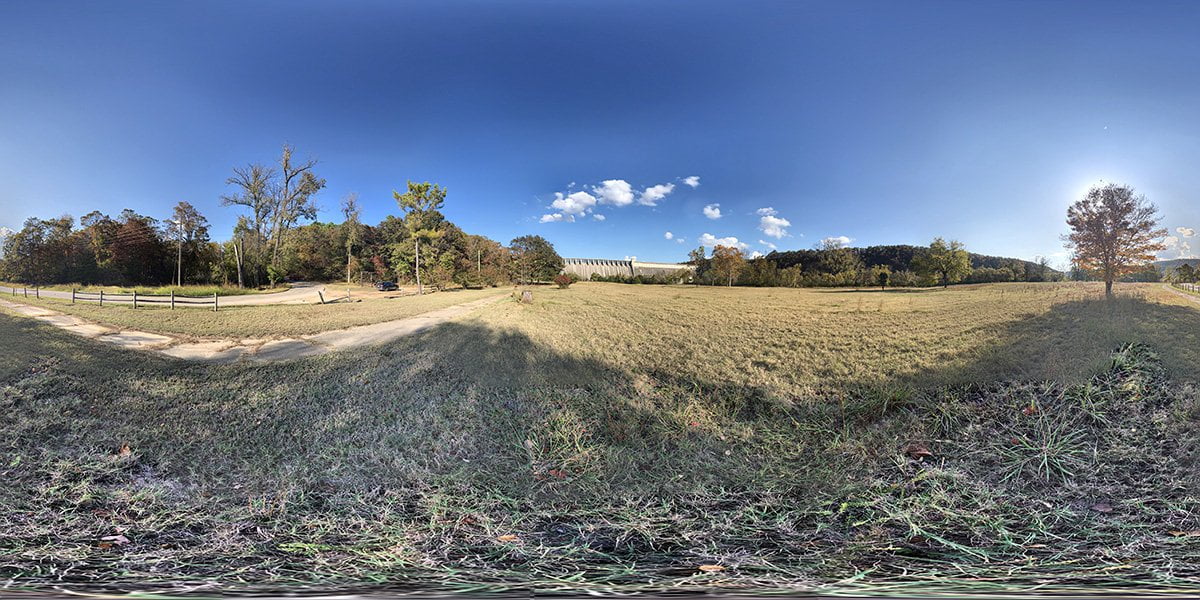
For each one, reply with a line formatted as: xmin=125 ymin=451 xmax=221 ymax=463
xmin=6 ymin=290 xmax=1200 ymax=500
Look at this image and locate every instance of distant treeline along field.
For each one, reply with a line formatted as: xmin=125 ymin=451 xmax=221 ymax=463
xmin=0 ymin=145 xmax=1174 ymax=291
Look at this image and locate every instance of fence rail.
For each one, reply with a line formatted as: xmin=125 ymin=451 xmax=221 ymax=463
xmin=1176 ymin=283 xmax=1198 ymax=294
xmin=6 ymin=286 xmax=219 ymax=311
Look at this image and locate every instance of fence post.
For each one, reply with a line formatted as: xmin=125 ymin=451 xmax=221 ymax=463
xmin=212 ymin=292 xmax=218 ymax=312
xmin=23 ymin=287 xmax=27 ymax=298
xmin=35 ymin=286 xmax=39 ymax=299
xmin=171 ymin=290 xmax=175 ymax=310
xmin=318 ymin=290 xmax=325 ymax=304
xmin=71 ymin=288 xmax=76 ymax=304
xmin=99 ymin=290 xmax=104 ymax=306
xmin=133 ymin=290 xmax=138 ymax=309
xmin=347 ymin=287 xmax=351 ymax=302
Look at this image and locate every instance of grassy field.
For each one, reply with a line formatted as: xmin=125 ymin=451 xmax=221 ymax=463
xmin=1 ymin=281 xmax=1198 ymax=594
xmin=5 ymin=287 xmax=507 ymax=339
xmin=1 ymin=281 xmax=287 ymax=297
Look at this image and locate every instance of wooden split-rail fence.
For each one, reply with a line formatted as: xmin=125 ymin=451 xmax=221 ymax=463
xmin=9 ymin=286 xmax=219 ymax=311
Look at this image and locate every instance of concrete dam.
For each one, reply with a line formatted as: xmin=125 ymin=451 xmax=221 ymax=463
xmin=563 ymin=258 xmax=696 ymax=280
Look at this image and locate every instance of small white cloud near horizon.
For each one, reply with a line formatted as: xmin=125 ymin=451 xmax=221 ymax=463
xmin=703 ymin=204 xmax=722 ymax=219
xmin=540 ymin=213 xmax=570 ymax=223
xmin=750 ymin=250 xmax=764 ymax=259
xmin=592 ymin=214 xmax=606 ymax=221
xmin=664 ymin=231 xmax=674 ymax=240
xmin=592 ymin=180 xmax=634 ymax=207
xmin=759 ymin=239 xmax=777 ymax=250
xmin=698 ymin=233 xmax=749 ymax=250
xmin=640 ymin=183 xmax=675 ymax=206
xmin=1177 ymin=226 xmax=1195 ymax=237
xmin=682 ymin=176 xmax=700 ymax=188
xmin=1162 ymin=234 xmax=1196 ymax=259
xmin=821 ymin=235 xmax=853 ymax=248
xmin=756 ymin=207 xmax=791 ymax=239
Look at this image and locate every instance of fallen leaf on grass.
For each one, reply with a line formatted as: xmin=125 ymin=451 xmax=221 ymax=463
xmin=496 ymin=534 xmax=520 ymax=543
xmin=1168 ymin=530 xmax=1200 ymax=538
xmin=698 ymin=564 xmax=725 ymax=573
xmin=117 ymin=443 xmax=132 ymax=457
xmin=1022 ymin=404 xmax=1039 ymax=416
xmin=547 ymin=469 xmax=568 ymax=479
xmin=1090 ymin=503 xmax=1114 ymax=513
xmin=99 ymin=534 xmax=130 ymax=546
xmin=902 ymin=442 xmax=933 ymax=459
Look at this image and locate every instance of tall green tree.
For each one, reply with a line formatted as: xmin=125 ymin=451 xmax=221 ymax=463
xmin=221 ymin=163 xmax=274 ymax=287
xmin=341 ymin=193 xmax=362 ymax=284
xmin=509 ymin=235 xmax=563 ymax=284
xmin=168 ymin=201 xmax=209 ymax=286
xmin=914 ymin=237 xmax=971 ymax=288
xmin=688 ymin=246 xmax=708 ymax=285
xmin=269 ymin=145 xmax=325 ymax=267
xmin=393 ymin=181 xmax=448 ymax=294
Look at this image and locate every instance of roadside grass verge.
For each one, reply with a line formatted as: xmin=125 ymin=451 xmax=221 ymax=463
xmin=2 ymin=287 xmax=507 ymax=339
xmin=1 ymin=282 xmax=1198 ymax=594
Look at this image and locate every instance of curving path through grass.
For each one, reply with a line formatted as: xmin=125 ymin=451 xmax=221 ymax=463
xmin=0 ymin=292 xmax=507 ymax=363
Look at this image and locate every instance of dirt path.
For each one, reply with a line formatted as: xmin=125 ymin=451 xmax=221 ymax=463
xmin=0 ymin=294 xmax=507 ymax=363
xmin=1163 ymin=283 xmax=1200 ymax=306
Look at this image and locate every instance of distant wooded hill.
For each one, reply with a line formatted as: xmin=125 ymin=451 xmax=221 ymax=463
xmin=1155 ymin=258 xmax=1200 ymax=273
xmin=767 ymin=245 xmax=1059 ymax=276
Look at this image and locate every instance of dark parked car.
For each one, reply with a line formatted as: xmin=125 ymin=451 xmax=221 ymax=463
xmin=374 ymin=281 xmax=398 ymax=291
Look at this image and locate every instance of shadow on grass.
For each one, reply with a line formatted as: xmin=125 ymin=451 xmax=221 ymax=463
xmin=3 ymin=291 xmax=1200 ymax=593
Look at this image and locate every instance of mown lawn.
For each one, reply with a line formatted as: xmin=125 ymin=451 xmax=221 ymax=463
xmin=6 ymin=287 xmax=508 ymax=339
xmin=1 ymin=281 xmax=1198 ymax=595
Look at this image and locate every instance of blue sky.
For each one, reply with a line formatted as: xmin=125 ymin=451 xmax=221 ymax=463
xmin=2 ymin=0 xmax=1199 ymax=265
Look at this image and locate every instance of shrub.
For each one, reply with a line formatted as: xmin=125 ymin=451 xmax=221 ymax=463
xmin=553 ymin=273 xmax=575 ymax=289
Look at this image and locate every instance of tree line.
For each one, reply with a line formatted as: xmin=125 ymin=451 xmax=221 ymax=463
xmin=1 ymin=145 xmax=565 ymax=290
xmin=683 ymin=237 xmax=1064 ymax=288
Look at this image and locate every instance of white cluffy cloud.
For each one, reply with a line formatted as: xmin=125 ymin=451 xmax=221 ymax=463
xmin=593 ymin=179 xmax=634 ymax=206
xmin=821 ymin=235 xmax=853 ymax=248
xmin=703 ymin=204 xmax=722 ymax=219
xmin=540 ymin=176 xmax=696 ymax=224
xmin=1163 ymin=235 xmax=1196 ymax=259
xmin=698 ymin=233 xmax=749 ymax=250
xmin=1163 ymin=226 xmax=1198 ymax=258
xmin=640 ymin=182 xmax=675 ymax=206
xmin=759 ymin=239 xmax=777 ymax=250
xmin=664 ymin=231 xmax=674 ymax=240
xmin=539 ymin=190 xmax=598 ymax=222
xmin=750 ymin=250 xmax=765 ymax=259
xmin=756 ymin=207 xmax=791 ymax=239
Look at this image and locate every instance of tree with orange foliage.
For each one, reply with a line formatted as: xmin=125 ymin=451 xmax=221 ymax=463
xmin=1064 ymin=183 xmax=1165 ymax=298
xmin=710 ymin=244 xmax=746 ymax=287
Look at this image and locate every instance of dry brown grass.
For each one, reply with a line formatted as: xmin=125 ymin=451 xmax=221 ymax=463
xmin=477 ymin=281 xmax=1200 ymax=391
xmin=2 ymin=280 xmax=1198 ymax=595
xmin=7 ymin=287 xmax=507 ymax=339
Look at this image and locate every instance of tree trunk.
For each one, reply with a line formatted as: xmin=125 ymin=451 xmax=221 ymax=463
xmin=415 ymin=238 xmax=423 ymax=295
xmin=1105 ymin=279 xmax=1114 ymax=297
xmin=233 ymin=240 xmax=244 ymax=289
xmin=347 ymin=248 xmax=353 ymax=284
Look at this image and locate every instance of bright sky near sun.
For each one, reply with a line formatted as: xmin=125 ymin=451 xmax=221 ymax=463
xmin=2 ymin=0 xmax=1199 ymax=265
